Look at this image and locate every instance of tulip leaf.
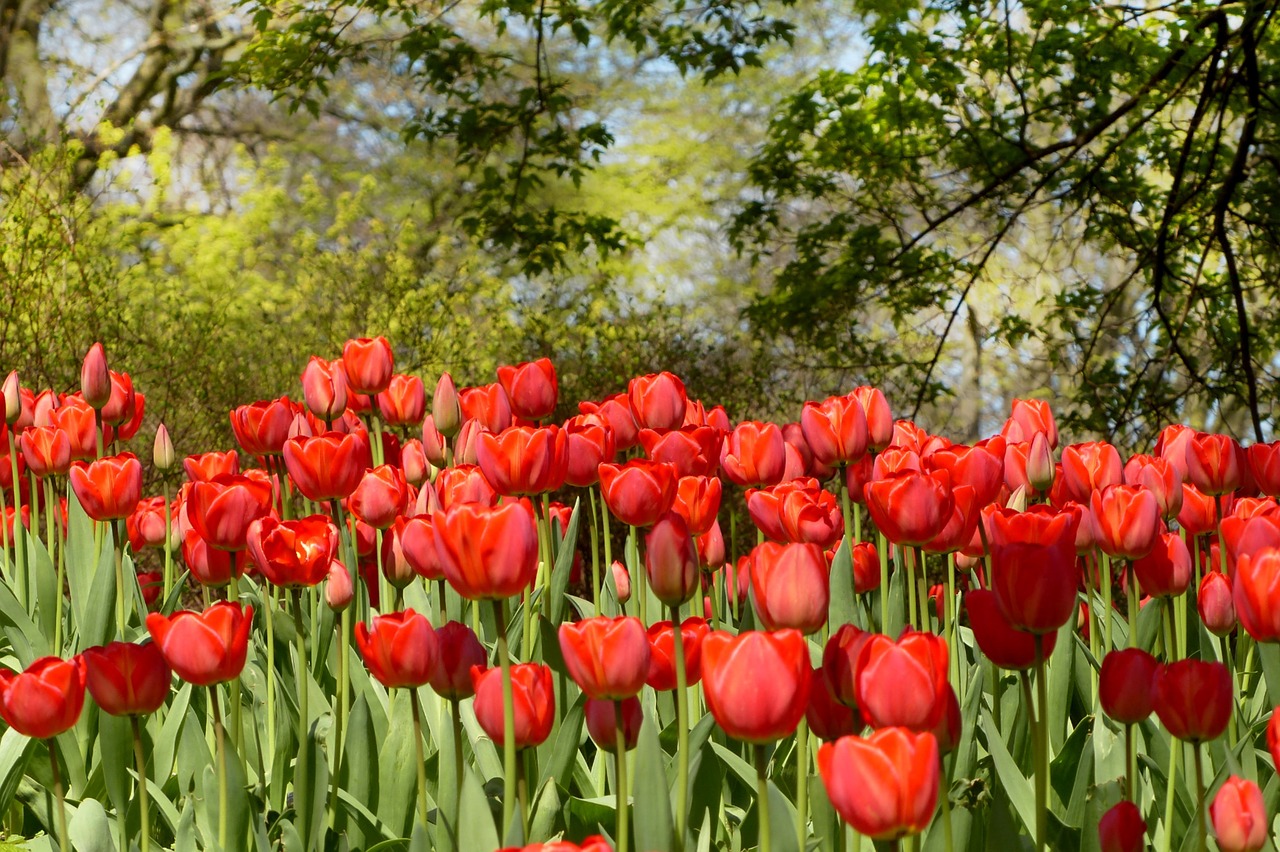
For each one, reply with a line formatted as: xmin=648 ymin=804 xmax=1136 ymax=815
xmin=140 ymin=773 xmax=183 ymax=837
xmin=64 ymin=494 xmax=97 ymax=629
xmin=548 ymin=499 xmax=582 ymax=625
xmin=884 ymin=553 xmax=906 ymax=638
xmin=73 ymin=531 xmax=117 ymax=654
xmin=1258 ymin=642 xmax=1280 ymax=707
xmin=711 ymin=741 xmax=757 ymax=790
xmin=28 ymin=536 xmax=57 ymax=642
xmin=0 ymin=728 xmax=34 ymax=817
xmin=0 ymin=572 xmax=45 ymax=664
xmin=68 ymin=796 xmax=115 ymax=852
xmin=528 ymin=777 xmax=561 ymax=841
xmin=765 ymin=779 xmax=800 ymax=852
xmin=409 ymin=822 xmax=431 ymax=852
xmin=153 ymin=682 xmax=192 ymax=788
xmin=457 ymin=763 xmax=500 ymax=852
xmin=336 ymin=787 xmax=397 ymax=844
xmin=376 ymin=690 xmax=418 ymax=838
xmin=1047 ymin=617 xmax=1074 ymax=755
xmin=827 ymin=535 xmax=855 ymax=630
xmin=633 ymin=705 xmax=675 ymax=852
xmin=980 ymin=706 xmax=1035 ymax=837
xmin=98 ymin=710 xmax=132 ymax=828
xmin=1048 ymin=719 xmax=1091 ymax=827
xmin=684 ymin=714 xmax=722 ymax=844
xmin=566 ymin=795 xmax=617 ymax=838
xmin=341 ymin=693 xmax=380 ymax=848
xmin=951 ymin=663 xmax=984 ymax=783
xmin=175 ymin=795 xmax=197 ymax=851
xmin=537 ymin=693 xmax=584 ymax=792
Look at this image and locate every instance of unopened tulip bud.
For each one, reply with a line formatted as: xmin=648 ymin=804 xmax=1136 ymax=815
xmin=326 ymin=560 xmax=354 ymax=611
xmin=287 ymin=413 xmax=312 ymax=441
xmin=433 ymin=372 xmax=461 ymax=438
xmin=1006 ymin=485 xmax=1028 ymax=513
xmin=421 ymin=415 xmax=447 ymax=465
xmin=81 ymin=342 xmax=111 ymax=409
xmin=2 ymin=372 xmax=19 ymax=425
xmin=153 ymin=423 xmax=176 ymax=471
xmin=1027 ymin=432 xmax=1055 ymax=493
xmin=611 ymin=560 xmax=631 ymax=603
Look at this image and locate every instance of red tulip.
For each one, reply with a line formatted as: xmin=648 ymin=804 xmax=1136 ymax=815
xmin=471 ymin=663 xmax=555 ymax=748
xmin=430 ymin=372 xmax=461 ymax=438
xmin=477 ymin=425 xmax=567 ymax=496
xmin=1186 ymin=432 xmax=1242 ymax=496
xmin=701 ymin=629 xmax=810 ymax=742
xmin=97 ymin=370 xmax=134 ymax=427
xmin=1179 ymin=483 xmax=1224 ymax=536
xmin=627 ymin=372 xmax=687 ymax=432
xmin=749 ymin=541 xmax=830 ymax=634
xmin=283 ymin=431 xmax=370 ymax=502
xmin=987 ymin=505 xmax=1080 ymax=633
xmin=432 ymin=500 xmax=539 ymax=600
xmin=146 ymin=602 xmax=253 ymax=687
xmin=851 ymin=387 xmax=894 ymax=452
xmin=1091 ymin=484 xmax=1161 ymax=560
xmin=1247 ymin=442 xmax=1280 ymax=498
xmin=928 ymin=439 xmax=1006 ymax=509
xmin=1098 ymin=801 xmax=1146 ymax=852
xmin=558 ymin=616 xmax=650 ymax=700
xmin=580 ymin=394 xmax=639 ymax=451
xmin=181 ymin=531 xmax=248 ymax=587
xmin=459 ymin=383 xmax=513 ymax=434
xmin=672 ymin=475 xmax=721 ymax=536
xmin=230 ymin=398 xmax=296 ymax=456
xmin=1233 ymin=548 xmax=1280 ymax=641
xmin=1000 ymin=398 xmax=1059 ymax=448
xmin=806 ymin=668 xmax=862 ymax=742
xmin=19 ymin=426 xmax=72 ymax=477
xmin=1132 ymin=531 xmax=1191 ymax=597
xmin=325 ymin=560 xmax=354 ymax=611
xmin=1211 ymin=777 xmax=1268 ymax=852
xmin=851 ymin=541 xmax=881 ymax=593
xmin=563 ymin=417 xmax=616 ymax=487
xmin=431 ymin=464 xmax=498 ymax=511
xmin=611 ymin=560 xmax=632 ymax=603
xmin=69 ymin=452 xmax=143 ymax=522
xmin=720 ymin=421 xmax=787 ymax=487
xmin=1099 ymin=648 xmax=1160 ymax=724
xmin=748 ymin=479 xmax=842 ymax=548
xmin=376 ymin=374 xmax=425 ymax=426
xmin=822 ymin=624 xmax=875 ymax=707
xmin=598 ymin=460 xmax=678 ymax=527
xmin=1155 ymin=659 xmax=1232 ymax=742
xmin=431 ymin=621 xmax=486 ymax=701
xmin=497 ymin=358 xmax=558 ymax=421
xmin=966 ymin=589 xmax=1054 ymax=670
xmin=247 ymin=515 xmax=338 ymax=587
xmin=1124 ymin=453 xmax=1183 ymax=520
xmin=81 ymin=343 xmax=110 ymax=409
xmin=645 ymin=617 xmax=709 ymax=691
xmin=127 ymin=496 xmax=174 ymax=551
xmin=585 ymin=697 xmax=642 ymax=753
xmin=82 ymin=642 xmax=170 ymax=716
xmin=1200 ymin=571 xmax=1237 ymax=636
xmin=183 ymin=451 xmax=240 ymax=483
xmin=921 ymin=483 xmax=981 ymax=555
xmin=872 ymin=447 xmax=922 ymax=481
xmin=1268 ymin=711 xmax=1280 ymax=780
xmin=638 ymin=426 xmax=721 ymax=478
xmin=301 ymin=356 xmax=349 ymax=421
xmin=500 ymin=838 xmax=612 ymax=852
xmin=389 ymin=515 xmax=442 ymax=581
xmin=348 ymin=464 xmax=407 ymax=529
xmin=187 ymin=473 xmax=275 ymax=552
xmin=801 ymin=395 xmax=869 ymax=466
xmin=817 ymin=728 xmax=939 ymax=840
xmin=644 ymin=512 xmax=700 ymax=606
xmin=51 ymin=398 xmax=99 ymax=461
xmin=0 ymin=656 xmax=87 ymax=739
xmin=341 ymin=337 xmax=394 ymax=395
xmin=1061 ymin=441 xmax=1123 ymax=501
xmin=863 ymin=470 xmax=955 ymax=547
xmin=354 ymin=609 xmax=438 ymax=689
xmin=855 ymin=631 xmax=949 ymax=731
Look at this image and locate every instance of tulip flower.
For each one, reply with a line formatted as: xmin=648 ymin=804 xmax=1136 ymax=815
xmin=247 ymin=515 xmax=338 ymax=587
xmin=1124 ymin=453 xmax=1184 ymax=519
xmin=1099 ymin=649 xmax=1160 ymax=724
xmin=500 ymin=837 xmax=613 ymax=852
xmin=720 ymin=420 xmax=787 ymax=487
xmin=822 ymin=623 xmax=875 ymax=707
xmin=1233 ymin=548 xmax=1280 ymax=641
xmin=81 ymin=343 xmax=111 ymax=409
xmin=18 ymin=426 xmax=72 ymax=477
xmin=432 ymin=500 xmax=539 ymax=600
xmin=1060 ymin=441 xmax=1123 ymax=501
xmin=1155 ymin=659 xmax=1232 ymax=743
xmin=611 ymin=560 xmax=632 ymax=603
xmin=1246 ymin=442 xmax=1280 ymax=498
xmin=0 ymin=656 xmax=88 ymax=739
xmin=431 ymin=464 xmax=498 ymax=511
xmin=300 ymin=356 xmax=349 ymax=421
xmin=431 ymin=621 xmax=487 ymax=700
xmin=182 ymin=450 xmax=240 ymax=482
xmin=1091 ymin=484 xmax=1161 ymax=560
xmin=851 ymin=386 xmax=894 ymax=451
xmin=749 ymin=541 xmax=830 ymax=634
xmin=476 ymin=425 xmax=568 ymax=495
xmin=341 ymin=337 xmax=394 ymax=395
xmin=1200 ymin=570 xmax=1237 ymax=636
xmin=598 ymin=459 xmax=678 ymax=527
xmin=82 ymin=642 xmax=170 ymax=717
xmin=645 ymin=617 xmax=710 ymax=691
xmin=580 ymin=393 xmax=640 ymax=450
xmin=354 ymin=609 xmax=438 ymax=689
xmin=849 ymin=540 xmax=882 ymax=593
xmin=627 ymin=372 xmax=687 ymax=432
xmin=864 ymin=468 xmax=954 ymax=548
xmin=348 ymin=464 xmax=408 ymax=529
xmin=377 ymin=374 xmax=426 ymax=425
xmin=928 ymin=438 xmax=1006 ymax=508
xmin=801 ymin=394 xmax=869 ymax=466
xmin=563 ymin=416 xmax=616 ymax=487
xmin=127 ymin=496 xmax=175 ymax=551
xmin=672 ymin=475 xmax=722 ymax=536
xmin=326 ymin=560 xmax=354 ymax=611
xmin=181 ymin=531 xmax=248 ymax=587
xmin=854 ymin=630 xmax=949 ymax=731
xmin=459 ymin=383 xmax=513 ymax=433
xmin=1131 ymin=530 xmax=1191 ymax=598
xmin=69 ymin=452 xmax=143 ymax=521
xmin=817 ymin=728 xmax=939 ymax=840
xmin=986 ymin=505 xmax=1080 ymax=633
xmin=558 ymin=616 xmax=651 ymax=700
xmin=146 ymin=602 xmax=253 ymax=687
xmin=282 ymin=431 xmax=370 ymax=502
xmin=1098 ymin=801 xmax=1146 ymax=852
xmin=1001 ymin=398 xmax=1058 ymax=448
xmin=966 ymin=589 xmax=1055 ymax=670
xmin=471 ymin=663 xmax=556 ymax=749
xmin=806 ymin=669 xmax=861 ymax=742
xmin=187 ymin=473 xmax=276 ymax=551
xmin=748 ymin=478 xmax=842 ymax=548
xmin=1186 ymin=432 xmax=1242 ymax=496
xmin=701 ymin=629 xmax=810 ymax=743
xmin=585 ymin=696 xmax=642 ymax=753
xmin=639 ymin=425 xmax=722 ymax=478
xmin=497 ymin=358 xmax=558 ymax=421
xmin=229 ymin=397 xmax=296 ymax=456
xmin=644 ymin=511 xmax=700 ymax=607
xmin=1211 ymin=777 xmax=1267 ymax=852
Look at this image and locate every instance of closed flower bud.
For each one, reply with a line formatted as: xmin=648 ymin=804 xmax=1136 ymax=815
xmin=644 ymin=512 xmax=699 ymax=607
xmin=81 ymin=343 xmax=111 ymax=409
xmin=1199 ymin=571 xmax=1236 ymax=636
xmin=585 ymin=696 xmax=642 ymax=753
xmin=2 ymin=372 xmax=19 ymax=426
xmin=1099 ymin=648 xmax=1160 ymax=724
xmin=432 ymin=372 xmax=462 ymax=438
xmin=153 ymin=423 xmax=176 ymax=471
xmin=611 ymin=560 xmax=631 ymax=603
xmin=1211 ymin=776 xmax=1268 ymax=852
xmin=325 ymin=560 xmax=354 ymax=612
xmin=1098 ymin=801 xmax=1146 ymax=852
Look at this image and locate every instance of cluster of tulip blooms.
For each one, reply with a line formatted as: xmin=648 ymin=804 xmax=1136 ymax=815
xmin=0 ymin=340 xmax=1277 ymax=852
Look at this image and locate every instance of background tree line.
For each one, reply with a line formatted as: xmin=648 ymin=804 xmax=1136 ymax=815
xmin=2 ymin=0 xmax=1277 ymax=453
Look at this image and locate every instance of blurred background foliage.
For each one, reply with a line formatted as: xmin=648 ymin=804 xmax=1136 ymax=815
xmin=2 ymin=0 xmax=1278 ymax=453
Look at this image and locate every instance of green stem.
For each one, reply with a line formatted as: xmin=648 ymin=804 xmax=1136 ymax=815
xmin=1163 ymin=739 xmax=1180 ymax=852
xmin=265 ymin=589 xmax=276 ymax=761
xmin=7 ymin=430 xmax=25 ymax=609
xmin=131 ymin=715 xmax=152 ymax=852
xmin=162 ymin=481 xmax=173 ymax=601
xmin=1125 ymin=723 xmax=1136 ymax=804
xmin=1193 ymin=744 xmax=1207 ymax=852
xmin=50 ymin=744 xmax=68 ymax=852
xmin=671 ymin=606 xmax=689 ymax=852
xmin=906 ymin=545 xmax=918 ymax=632
xmin=0 ymin=485 xmax=9 ymax=575
xmin=754 ymin=743 xmax=772 ymax=852
xmin=493 ymin=599 xmax=518 ymax=839
xmin=598 ymin=486 xmax=613 ymax=595
xmin=947 ymin=552 xmax=959 ymax=697
xmin=329 ymin=605 xmax=350 ymax=827
xmin=1083 ymin=554 xmax=1100 ymax=706
xmin=293 ymin=590 xmax=311 ymax=848
xmin=941 ymin=754 xmax=954 ymax=852
xmin=540 ymin=493 xmax=554 ymax=618
xmin=48 ymin=479 xmax=64 ymax=653
xmin=1101 ymin=553 xmax=1114 ymax=657
xmin=1126 ymin=562 xmax=1139 ymax=647
xmin=615 ymin=701 xmax=630 ymax=852
xmin=113 ymin=521 xmax=126 ymax=637
xmin=796 ymin=718 xmax=809 ymax=851
xmin=589 ymin=488 xmax=602 ymax=616
xmin=210 ymin=686 xmax=229 ymax=850
xmin=629 ymin=526 xmax=646 ymax=625
xmin=451 ymin=698 xmax=465 ymax=843
xmin=1034 ymin=638 xmax=1048 ymax=852
xmin=410 ymin=687 xmax=430 ymax=832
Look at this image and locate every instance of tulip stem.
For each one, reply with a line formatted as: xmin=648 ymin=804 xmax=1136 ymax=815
xmin=671 ymin=605 xmax=689 ymax=852
xmin=292 ymin=590 xmax=311 ymax=848
xmin=493 ymin=599 xmax=519 ymax=840
xmin=1193 ymin=743 xmax=1207 ymax=852
xmin=1162 ymin=739 xmax=1180 ymax=852
xmin=50 ymin=743 xmax=68 ymax=852
xmin=210 ymin=685 xmax=229 ymax=850
xmin=598 ymin=487 xmax=613 ymax=600
xmin=1082 ymin=555 xmax=1100 ymax=705
xmin=877 ymin=530 xmax=889 ymax=632
xmin=906 ymin=546 xmax=919 ymax=633
xmin=589 ymin=489 xmax=602 ymax=617
xmin=451 ymin=698 xmax=464 ymax=843
xmin=1126 ymin=562 xmax=1139 ymax=648
xmin=265 ymin=589 xmax=277 ymax=763
xmin=8 ymin=429 xmax=25 ymax=609
xmin=1033 ymin=638 xmax=1048 ymax=852
xmin=410 ymin=687 xmax=430 ymax=833
xmin=162 ymin=480 xmax=173 ymax=601
xmin=1214 ymin=495 xmax=1226 ymax=578
xmin=615 ymin=700 xmax=630 ymax=852
xmin=329 ymin=604 xmax=350 ymax=828
xmin=629 ymin=526 xmax=646 ymax=625
xmin=0 ymin=485 xmax=9 ymax=577
xmin=48 ymin=479 xmax=65 ymax=653
xmin=795 ymin=717 xmax=809 ymax=851
xmin=130 ymin=714 xmax=152 ymax=852
xmin=1100 ymin=553 xmax=1114 ymax=656
xmin=113 ymin=520 xmax=126 ymax=637
xmin=946 ymin=552 xmax=959 ymax=696
xmin=754 ymin=743 xmax=772 ymax=852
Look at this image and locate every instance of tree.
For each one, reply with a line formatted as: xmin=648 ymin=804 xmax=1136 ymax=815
xmin=732 ymin=0 xmax=1280 ymax=446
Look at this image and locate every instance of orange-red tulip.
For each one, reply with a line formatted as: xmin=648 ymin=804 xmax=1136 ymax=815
xmin=627 ymin=372 xmax=687 ymax=432
xmin=1211 ymin=777 xmax=1268 ymax=852
xmin=348 ymin=464 xmax=408 ymax=529
xmin=645 ymin=617 xmax=709 ymax=691
xmin=230 ymin=397 xmax=296 ymax=456
xmin=471 ymin=663 xmax=555 ymax=749
xmin=69 ymin=452 xmax=143 ymax=521
xmin=585 ymin=696 xmax=642 ymax=753
xmin=1000 ymin=398 xmax=1059 ymax=448
xmin=855 ymin=630 xmax=949 ymax=731
xmin=354 ymin=609 xmax=438 ymax=689
xmin=301 ymin=356 xmax=349 ymax=421
xmin=459 ymin=383 xmax=513 ymax=433
xmin=377 ymin=374 xmax=425 ymax=426
xmin=82 ymin=641 xmax=170 ymax=716
xmin=18 ymin=426 xmax=71 ymax=477
xmin=639 ymin=426 xmax=721 ymax=478
xmin=1200 ymin=571 xmax=1236 ymax=636
xmin=1098 ymin=801 xmax=1146 ymax=852
xmin=431 ymin=621 xmax=486 ymax=700
xmin=497 ymin=358 xmax=558 ymax=421
xmin=1099 ymin=648 xmax=1160 ymax=724
xmin=817 ymin=728 xmax=939 ymax=840
xmin=966 ymin=589 xmax=1054 ymax=670
xmin=1187 ymin=432 xmax=1243 ymax=496
xmin=1061 ymin=441 xmax=1122 ymax=501
xmin=187 ymin=473 xmax=275 ymax=551
xmin=863 ymin=470 xmax=954 ymax=547
xmin=720 ymin=420 xmax=786 ymax=487
xmin=801 ymin=394 xmax=869 ymax=466
xmin=749 ymin=541 xmax=830 ymax=634
xmin=701 ymin=629 xmax=810 ymax=743
xmin=558 ymin=616 xmax=650 ymax=700
xmin=432 ymin=500 xmax=539 ymax=600
xmin=644 ymin=512 xmax=699 ymax=606
xmin=1233 ymin=548 xmax=1280 ymax=641
xmin=580 ymin=393 xmax=639 ymax=451
xmin=341 ymin=337 xmax=394 ymax=395
xmin=283 ymin=431 xmax=370 ymax=502
xmin=183 ymin=451 xmax=240 ymax=483
xmin=987 ymin=505 xmax=1079 ymax=633
xmin=598 ymin=459 xmax=678 ymax=527
xmin=563 ymin=417 xmax=616 ymax=487
xmin=476 ymin=425 xmax=567 ymax=496
xmin=146 ymin=602 xmax=253 ymax=687
xmin=1155 ymin=659 xmax=1232 ymax=743
xmin=247 ymin=515 xmax=338 ymax=587
xmin=851 ymin=387 xmax=894 ymax=451
xmin=0 ymin=656 xmax=87 ymax=739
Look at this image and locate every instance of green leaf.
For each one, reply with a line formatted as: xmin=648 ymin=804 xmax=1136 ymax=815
xmin=342 ymin=694 xmax=381 ymax=849
xmin=980 ymin=706 xmax=1035 ymax=836
xmin=458 ymin=763 xmax=500 ymax=852
xmin=68 ymin=796 xmax=116 ymax=852
xmin=548 ymin=499 xmax=582 ymax=625
xmin=376 ymin=690 xmax=419 ymax=839
xmin=633 ymin=706 xmax=674 ymax=852
xmin=827 ymin=536 xmax=855 ymax=630
xmin=528 ymin=777 xmax=561 ymax=842
xmin=0 ymin=728 xmax=35 ymax=817
xmin=97 ymin=711 xmax=132 ymax=829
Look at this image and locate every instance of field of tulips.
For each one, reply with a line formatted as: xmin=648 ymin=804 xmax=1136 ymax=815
xmin=0 ymin=339 xmax=1278 ymax=852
